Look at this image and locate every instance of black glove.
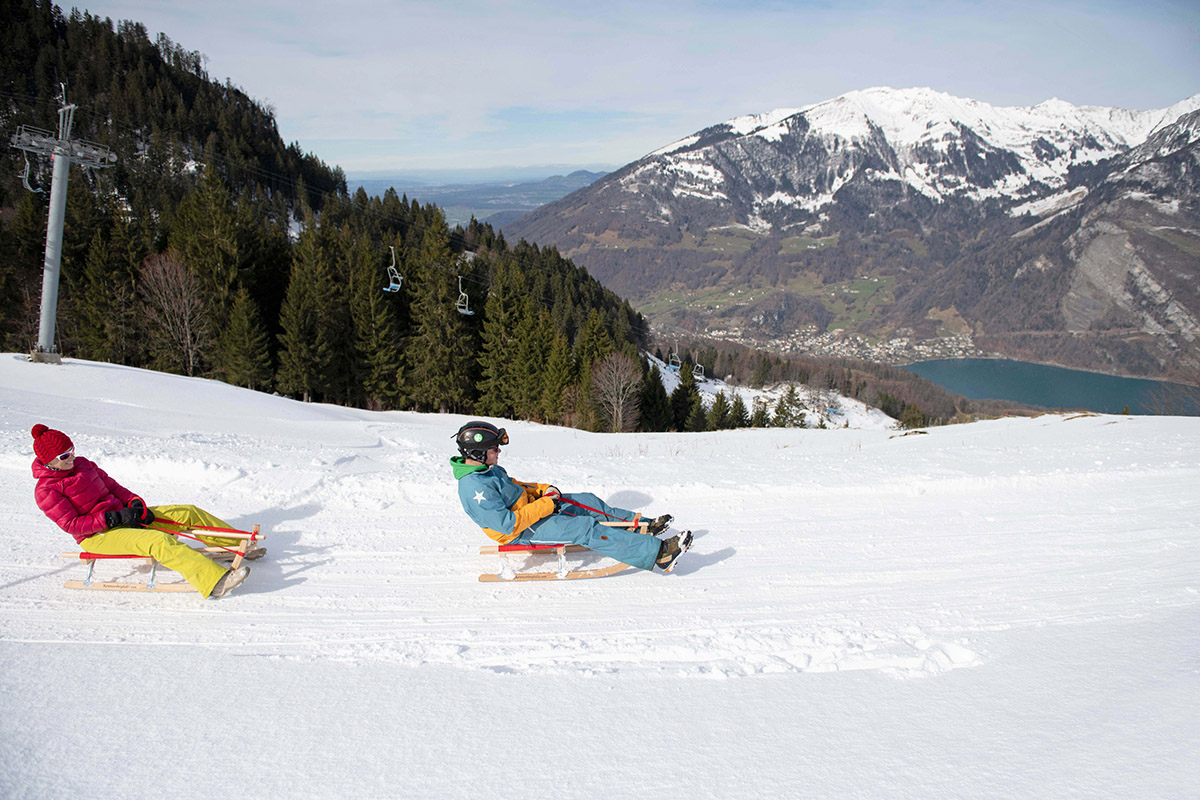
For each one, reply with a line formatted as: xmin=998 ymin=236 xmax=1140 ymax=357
xmin=104 ymin=506 xmax=142 ymax=529
xmin=543 ymin=487 xmax=562 ymax=513
xmin=129 ymin=498 xmax=155 ymax=525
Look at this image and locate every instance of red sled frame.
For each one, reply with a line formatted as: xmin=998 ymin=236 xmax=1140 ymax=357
xmin=60 ymin=524 xmax=261 ymax=592
xmin=478 ymin=519 xmax=649 ymax=582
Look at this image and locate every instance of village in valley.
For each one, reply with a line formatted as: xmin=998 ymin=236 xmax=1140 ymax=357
xmin=707 ymin=324 xmax=984 ymax=366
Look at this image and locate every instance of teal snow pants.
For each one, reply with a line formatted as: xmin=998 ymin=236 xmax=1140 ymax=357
xmin=516 ymin=492 xmax=661 ymax=570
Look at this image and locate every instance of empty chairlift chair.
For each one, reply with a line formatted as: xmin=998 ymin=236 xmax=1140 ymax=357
xmin=383 ymin=246 xmax=403 ymax=293
xmin=456 ymin=276 xmax=474 ymax=315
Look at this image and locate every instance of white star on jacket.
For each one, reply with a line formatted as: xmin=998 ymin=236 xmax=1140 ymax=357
xmin=474 ymin=491 xmax=485 ymax=504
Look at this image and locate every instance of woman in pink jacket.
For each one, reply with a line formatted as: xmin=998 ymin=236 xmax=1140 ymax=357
xmin=31 ymin=424 xmax=258 ymax=599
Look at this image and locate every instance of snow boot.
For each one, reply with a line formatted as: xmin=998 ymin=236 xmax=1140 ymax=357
xmin=654 ymin=531 xmax=693 ymax=573
xmin=210 ymin=565 xmax=250 ymax=598
xmin=647 ymin=514 xmax=673 ymax=535
xmin=243 ymin=546 xmax=267 ymax=561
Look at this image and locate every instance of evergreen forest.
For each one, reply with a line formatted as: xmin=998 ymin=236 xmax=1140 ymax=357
xmin=0 ymin=0 xmax=660 ymax=429
xmin=1 ymin=0 xmax=990 ymax=431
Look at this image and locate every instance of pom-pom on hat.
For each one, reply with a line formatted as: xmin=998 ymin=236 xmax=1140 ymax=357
xmin=32 ymin=424 xmax=73 ymax=465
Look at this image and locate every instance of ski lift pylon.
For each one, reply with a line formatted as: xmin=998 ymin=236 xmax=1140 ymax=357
xmin=382 ymin=246 xmax=403 ymax=293
xmin=456 ymin=276 xmax=474 ymax=316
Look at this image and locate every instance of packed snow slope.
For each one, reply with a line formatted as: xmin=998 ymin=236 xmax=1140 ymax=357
xmin=1 ymin=355 xmax=1198 ymax=799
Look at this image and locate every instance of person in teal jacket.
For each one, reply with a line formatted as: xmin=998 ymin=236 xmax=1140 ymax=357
xmin=451 ymin=421 xmax=692 ymax=573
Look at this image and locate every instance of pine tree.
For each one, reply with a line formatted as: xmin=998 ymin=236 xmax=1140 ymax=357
xmin=574 ymin=308 xmax=614 ymax=367
xmin=571 ymin=310 xmax=614 ymax=430
xmin=772 ymin=384 xmax=803 ymax=427
xmin=750 ymin=400 xmax=770 ymax=427
xmin=321 ymin=222 xmax=363 ymax=406
xmin=349 ymin=233 xmax=401 ymax=409
xmin=475 ymin=258 xmax=526 ymax=417
xmin=669 ymin=364 xmax=700 ymax=431
xmin=686 ymin=396 xmax=709 ymax=432
xmin=219 ymin=284 xmax=272 ymax=390
xmin=900 ymin=404 xmax=926 ymax=429
xmin=730 ymin=394 xmax=751 ymax=429
xmin=170 ymin=165 xmax=240 ymax=324
xmin=276 ymin=221 xmax=332 ymax=402
xmin=512 ymin=309 xmax=553 ymax=420
xmin=707 ymin=391 xmax=732 ymax=430
xmin=0 ymin=193 xmax=48 ymax=350
xmin=539 ymin=330 xmax=573 ymax=424
xmin=71 ymin=229 xmax=140 ymax=365
xmin=404 ymin=223 xmax=475 ymax=413
xmin=637 ymin=363 xmax=671 ymax=431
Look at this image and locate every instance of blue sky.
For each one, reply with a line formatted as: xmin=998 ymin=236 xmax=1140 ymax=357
xmin=82 ymin=0 xmax=1200 ymax=180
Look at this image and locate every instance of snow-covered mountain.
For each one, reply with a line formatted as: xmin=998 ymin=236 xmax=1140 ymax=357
xmin=507 ymin=87 xmax=1200 ymax=383
xmin=643 ymin=87 xmax=1199 ymax=217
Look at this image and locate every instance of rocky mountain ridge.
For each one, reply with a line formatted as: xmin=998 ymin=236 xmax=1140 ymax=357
xmin=506 ymin=88 xmax=1200 ymax=383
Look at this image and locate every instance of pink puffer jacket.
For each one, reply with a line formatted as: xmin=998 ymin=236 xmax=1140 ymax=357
xmin=33 ymin=457 xmax=139 ymax=543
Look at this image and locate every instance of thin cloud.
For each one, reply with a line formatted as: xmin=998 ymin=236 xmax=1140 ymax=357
xmin=79 ymin=0 xmax=1200 ymax=173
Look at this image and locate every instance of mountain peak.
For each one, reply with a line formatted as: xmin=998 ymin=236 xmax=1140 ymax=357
xmin=699 ymin=87 xmax=1200 ymax=154
xmin=504 ymin=86 xmax=1200 ymax=383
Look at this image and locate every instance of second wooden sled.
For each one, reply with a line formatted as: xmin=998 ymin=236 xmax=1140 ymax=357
xmin=61 ymin=525 xmax=261 ymax=592
xmin=478 ymin=520 xmax=648 ymax=582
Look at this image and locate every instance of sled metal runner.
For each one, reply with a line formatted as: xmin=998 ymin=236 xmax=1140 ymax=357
xmin=478 ymin=520 xmax=649 ymax=582
xmin=61 ymin=525 xmax=261 ymax=592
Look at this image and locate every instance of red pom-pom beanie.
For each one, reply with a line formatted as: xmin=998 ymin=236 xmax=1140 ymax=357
xmin=32 ymin=424 xmax=74 ymax=465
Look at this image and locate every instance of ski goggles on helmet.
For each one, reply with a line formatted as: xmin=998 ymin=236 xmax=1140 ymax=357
xmin=457 ymin=426 xmax=507 ymax=448
xmin=453 ymin=423 xmax=509 ymax=460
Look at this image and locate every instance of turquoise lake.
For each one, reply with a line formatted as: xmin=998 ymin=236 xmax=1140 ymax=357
xmin=902 ymin=358 xmax=1200 ymax=415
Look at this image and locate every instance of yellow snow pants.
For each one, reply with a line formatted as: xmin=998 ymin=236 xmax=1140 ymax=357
xmin=77 ymin=504 xmax=243 ymax=598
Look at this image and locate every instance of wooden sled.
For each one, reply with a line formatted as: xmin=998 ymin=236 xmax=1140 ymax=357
xmin=478 ymin=520 xmax=649 ymax=582
xmin=61 ymin=525 xmax=261 ymax=592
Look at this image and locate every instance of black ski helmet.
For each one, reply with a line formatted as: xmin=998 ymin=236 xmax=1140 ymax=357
xmin=453 ymin=420 xmax=508 ymax=461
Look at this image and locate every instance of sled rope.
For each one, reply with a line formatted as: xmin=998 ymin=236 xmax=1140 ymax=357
xmin=154 ymin=518 xmax=258 ymax=537
xmin=556 ymin=495 xmax=635 ymax=525
xmin=147 ymin=518 xmax=259 ymax=557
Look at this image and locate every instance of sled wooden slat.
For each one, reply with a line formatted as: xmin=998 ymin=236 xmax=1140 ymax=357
xmin=478 ymin=561 xmax=630 ymax=582
xmin=63 ymin=579 xmax=194 ymax=592
xmin=603 ymin=520 xmax=648 ymax=533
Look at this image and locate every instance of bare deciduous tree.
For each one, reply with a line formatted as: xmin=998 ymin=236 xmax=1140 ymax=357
xmin=593 ymin=351 xmax=642 ymax=432
xmin=140 ymin=251 xmax=208 ymax=376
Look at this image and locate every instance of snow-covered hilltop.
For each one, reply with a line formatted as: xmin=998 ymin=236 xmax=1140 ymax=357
xmin=2 ymin=354 xmax=1197 ymax=797
xmin=648 ymin=86 xmax=1200 ymax=210
xmin=650 ymin=353 xmax=897 ymax=430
